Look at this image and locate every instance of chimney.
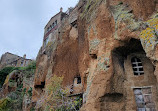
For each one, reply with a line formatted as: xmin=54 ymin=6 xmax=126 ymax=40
xmin=23 ymin=54 xmax=26 ymax=59
xmin=60 ymin=7 xmax=63 ymax=12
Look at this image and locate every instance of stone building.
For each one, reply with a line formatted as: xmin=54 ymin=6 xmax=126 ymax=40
xmin=0 ymin=52 xmax=32 ymax=69
xmin=41 ymin=6 xmax=78 ymax=53
xmin=42 ymin=8 xmax=67 ymax=50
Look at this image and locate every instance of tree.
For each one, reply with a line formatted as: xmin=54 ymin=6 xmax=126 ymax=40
xmin=43 ymin=75 xmax=82 ymax=111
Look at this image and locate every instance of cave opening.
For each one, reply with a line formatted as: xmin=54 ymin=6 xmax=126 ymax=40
xmin=101 ymin=93 xmax=123 ymax=102
xmin=34 ymin=81 xmax=45 ymax=89
xmin=112 ymin=38 xmax=145 ymax=70
xmin=90 ymin=54 xmax=97 ymax=59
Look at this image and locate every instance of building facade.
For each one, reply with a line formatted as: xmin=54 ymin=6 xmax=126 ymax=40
xmin=42 ymin=8 xmax=67 ymax=49
xmin=0 ymin=52 xmax=32 ymax=69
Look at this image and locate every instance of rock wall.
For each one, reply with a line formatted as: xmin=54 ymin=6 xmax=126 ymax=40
xmin=32 ymin=0 xmax=158 ymax=110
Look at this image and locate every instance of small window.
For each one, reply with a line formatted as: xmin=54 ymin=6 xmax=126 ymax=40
xmin=55 ymin=20 xmax=57 ymax=25
xmin=70 ymin=84 xmax=73 ymax=94
xmin=77 ymin=77 xmax=81 ymax=84
xmin=49 ymin=27 xmax=51 ymax=31
xmin=25 ymin=61 xmax=28 ymax=65
xmin=15 ymin=61 xmax=17 ymax=66
xmin=71 ymin=20 xmax=77 ymax=28
xmin=47 ymin=27 xmax=49 ymax=32
xmin=52 ymin=23 xmax=54 ymax=28
xmin=21 ymin=60 xmax=24 ymax=66
xmin=131 ymin=57 xmax=144 ymax=75
xmin=44 ymin=37 xmax=49 ymax=47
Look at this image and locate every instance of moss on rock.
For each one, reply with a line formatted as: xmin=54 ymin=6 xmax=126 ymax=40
xmin=111 ymin=3 xmax=141 ymax=39
xmin=139 ymin=13 xmax=158 ymax=58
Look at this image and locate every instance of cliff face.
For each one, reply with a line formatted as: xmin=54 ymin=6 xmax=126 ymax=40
xmin=1 ymin=0 xmax=158 ymax=111
xmin=9 ymin=0 xmax=158 ymax=110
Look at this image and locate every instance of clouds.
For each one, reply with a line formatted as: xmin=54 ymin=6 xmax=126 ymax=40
xmin=0 ymin=0 xmax=78 ymax=59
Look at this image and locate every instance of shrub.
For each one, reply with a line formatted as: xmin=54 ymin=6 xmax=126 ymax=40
xmin=27 ymin=87 xmax=33 ymax=97
xmin=6 ymin=83 xmax=24 ymax=110
xmin=0 ymin=97 xmax=12 ymax=111
xmin=44 ymin=75 xmax=82 ymax=111
xmin=0 ymin=67 xmax=15 ymax=87
xmin=24 ymin=61 xmax=36 ymax=71
xmin=21 ymin=61 xmax=36 ymax=78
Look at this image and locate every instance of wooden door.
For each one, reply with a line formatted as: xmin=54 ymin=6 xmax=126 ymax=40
xmin=134 ymin=87 xmax=156 ymax=111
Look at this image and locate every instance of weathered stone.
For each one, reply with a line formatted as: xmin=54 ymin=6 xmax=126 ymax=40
xmin=2 ymin=0 xmax=158 ymax=110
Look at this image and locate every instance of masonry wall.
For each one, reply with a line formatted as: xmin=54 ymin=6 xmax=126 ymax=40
xmin=0 ymin=53 xmax=32 ymax=69
xmin=16 ymin=59 xmax=32 ymax=67
xmin=44 ymin=12 xmax=63 ymax=35
xmin=0 ymin=53 xmax=19 ymax=65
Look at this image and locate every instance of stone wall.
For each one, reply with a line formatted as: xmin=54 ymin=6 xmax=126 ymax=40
xmin=0 ymin=52 xmax=32 ymax=69
xmin=0 ymin=52 xmax=20 ymax=67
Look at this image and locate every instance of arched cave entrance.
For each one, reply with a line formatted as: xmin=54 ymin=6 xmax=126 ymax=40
xmin=101 ymin=38 xmax=158 ymax=111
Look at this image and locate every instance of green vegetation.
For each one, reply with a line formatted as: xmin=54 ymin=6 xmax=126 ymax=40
xmin=0 ymin=61 xmax=36 ymax=88
xmin=0 ymin=61 xmax=36 ymax=111
xmin=0 ymin=67 xmax=18 ymax=87
xmin=0 ymin=84 xmax=34 ymax=111
xmin=21 ymin=61 xmax=36 ymax=78
xmin=0 ymin=84 xmax=24 ymax=111
xmin=30 ymin=107 xmax=35 ymax=111
xmin=44 ymin=75 xmax=82 ymax=111
xmin=0 ymin=97 xmax=12 ymax=111
xmin=27 ymin=87 xmax=33 ymax=97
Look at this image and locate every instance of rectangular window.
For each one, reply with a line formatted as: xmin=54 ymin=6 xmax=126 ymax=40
xmin=52 ymin=23 xmax=54 ymax=28
xmin=131 ymin=57 xmax=144 ymax=75
xmin=21 ymin=60 xmax=24 ymax=66
xmin=44 ymin=37 xmax=49 ymax=47
xmin=133 ymin=87 xmax=156 ymax=111
xmin=55 ymin=20 xmax=57 ymax=26
xmin=15 ymin=61 xmax=17 ymax=66
xmin=47 ymin=27 xmax=49 ymax=32
xmin=77 ymin=77 xmax=81 ymax=84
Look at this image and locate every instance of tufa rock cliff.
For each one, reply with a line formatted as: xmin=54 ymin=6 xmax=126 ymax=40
xmin=32 ymin=0 xmax=158 ymax=110
xmin=1 ymin=0 xmax=158 ymax=110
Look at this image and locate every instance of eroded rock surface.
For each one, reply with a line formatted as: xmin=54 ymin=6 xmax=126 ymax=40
xmin=32 ymin=0 xmax=158 ymax=110
xmin=1 ymin=0 xmax=158 ymax=111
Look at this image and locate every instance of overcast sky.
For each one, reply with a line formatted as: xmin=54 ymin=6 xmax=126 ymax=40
xmin=0 ymin=0 xmax=79 ymax=60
